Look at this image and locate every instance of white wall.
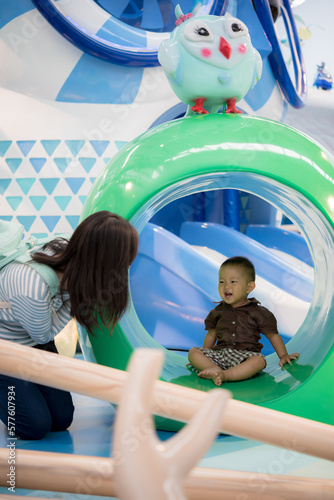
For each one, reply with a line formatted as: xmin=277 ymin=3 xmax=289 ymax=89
xmin=292 ymin=0 xmax=334 ymax=84
xmin=282 ymin=0 xmax=334 ymax=156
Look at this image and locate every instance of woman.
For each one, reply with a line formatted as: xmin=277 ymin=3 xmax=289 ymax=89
xmin=0 ymin=211 xmax=139 ymax=439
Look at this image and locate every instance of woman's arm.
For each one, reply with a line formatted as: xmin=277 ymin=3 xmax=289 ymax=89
xmin=266 ymin=333 xmax=299 ymax=367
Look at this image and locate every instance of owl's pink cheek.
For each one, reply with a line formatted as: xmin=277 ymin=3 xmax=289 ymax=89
xmin=238 ymin=44 xmax=247 ymax=54
xmin=201 ymin=48 xmax=212 ymax=58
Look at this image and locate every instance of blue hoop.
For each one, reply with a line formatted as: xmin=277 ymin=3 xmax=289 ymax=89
xmin=32 ymin=0 xmax=224 ymax=67
xmin=253 ymin=0 xmax=307 ymax=108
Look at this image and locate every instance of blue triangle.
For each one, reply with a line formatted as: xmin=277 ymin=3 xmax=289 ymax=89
xmin=5 ymin=158 xmax=22 ymax=173
xmin=56 ymin=49 xmax=143 ymax=104
xmin=78 ymin=157 xmax=96 ymax=173
xmin=0 ymin=179 xmax=11 ymax=194
xmin=115 ymin=141 xmax=129 ymax=150
xmin=90 ymin=140 xmax=109 ymax=157
xmin=239 ymin=214 xmax=248 ymax=225
xmin=65 ymin=140 xmax=85 ymax=157
xmin=65 ymin=215 xmax=80 ymax=230
xmin=54 ymin=157 xmax=72 ymax=173
xmin=41 ymin=215 xmax=61 ymax=232
xmin=90 ymin=177 xmax=96 ymax=184
xmin=17 ymin=215 xmax=36 ymax=232
xmin=240 ymin=194 xmax=250 ymax=210
xmin=29 ymin=158 xmax=47 ymax=173
xmin=16 ymin=178 xmax=36 ymax=195
xmin=0 ymin=216 xmax=13 ymax=222
xmin=39 ymin=178 xmax=60 ymax=195
xmin=29 ymin=196 xmax=47 ymax=211
xmin=41 ymin=140 xmax=61 ymax=156
xmin=54 ymin=196 xmax=71 ymax=211
xmin=79 ymin=195 xmax=87 ymax=205
xmin=65 ymin=177 xmax=85 ymax=194
xmin=17 ymin=140 xmax=36 ymax=156
xmin=103 ymin=157 xmax=111 ymax=164
xmin=32 ymin=232 xmax=48 ymax=239
xmin=0 ymin=141 xmax=12 ymax=156
xmin=6 ymin=196 xmax=23 ymax=210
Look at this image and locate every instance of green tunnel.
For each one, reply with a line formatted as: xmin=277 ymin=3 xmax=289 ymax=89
xmin=79 ymin=114 xmax=334 ymax=430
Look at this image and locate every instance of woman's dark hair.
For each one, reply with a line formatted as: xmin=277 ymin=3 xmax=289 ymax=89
xmin=220 ymin=256 xmax=256 ymax=282
xmin=32 ymin=211 xmax=139 ymax=334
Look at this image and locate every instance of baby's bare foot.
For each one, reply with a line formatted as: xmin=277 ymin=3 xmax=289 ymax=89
xmin=198 ymin=367 xmax=225 ymax=386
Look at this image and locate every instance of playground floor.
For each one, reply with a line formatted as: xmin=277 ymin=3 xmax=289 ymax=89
xmin=0 ymin=374 xmax=333 ymax=499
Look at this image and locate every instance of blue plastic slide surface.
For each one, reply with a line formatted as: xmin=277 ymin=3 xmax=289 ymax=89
xmin=130 ymin=223 xmax=217 ymax=351
xmin=246 ymin=224 xmax=313 ymax=266
xmin=180 ymin=222 xmax=313 ymax=302
xmin=130 ymin=223 xmax=305 ymax=354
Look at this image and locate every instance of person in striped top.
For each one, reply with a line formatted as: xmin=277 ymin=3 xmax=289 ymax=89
xmin=0 ymin=211 xmax=139 ymax=439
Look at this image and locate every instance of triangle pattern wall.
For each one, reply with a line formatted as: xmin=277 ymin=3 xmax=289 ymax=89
xmin=0 ymin=139 xmax=116 ymax=237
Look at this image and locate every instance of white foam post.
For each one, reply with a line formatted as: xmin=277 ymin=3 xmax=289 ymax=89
xmin=0 ymin=339 xmax=333 ymax=461
xmin=113 ymin=348 xmax=230 ymax=500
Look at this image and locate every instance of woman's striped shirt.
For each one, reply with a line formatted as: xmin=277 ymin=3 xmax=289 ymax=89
xmin=0 ymin=261 xmax=71 ymax=346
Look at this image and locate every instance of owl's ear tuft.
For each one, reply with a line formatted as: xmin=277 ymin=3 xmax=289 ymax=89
xmin=175 ymin=4 xmax=193 ymax=26
xmin=175 ymin=4 xmax=184 ymax=20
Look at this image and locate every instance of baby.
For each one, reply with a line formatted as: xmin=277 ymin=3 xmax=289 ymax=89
xmin=188 ymin=256 xmax=299 ymax=385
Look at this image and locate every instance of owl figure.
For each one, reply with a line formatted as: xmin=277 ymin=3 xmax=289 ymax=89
xmin=158 ymin=5 xmax=262 ymax=114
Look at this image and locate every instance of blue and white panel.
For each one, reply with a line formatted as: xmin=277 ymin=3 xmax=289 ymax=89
xmin=0 ymin=0 xmax=300 ymax=237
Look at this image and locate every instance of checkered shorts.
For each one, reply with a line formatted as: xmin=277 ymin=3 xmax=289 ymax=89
xmin=199 ymin=347 xmax=266 ymax=370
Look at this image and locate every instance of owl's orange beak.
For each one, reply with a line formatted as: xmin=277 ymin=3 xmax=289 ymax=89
xmin=219 ymin=37 xmax=231 ymax=59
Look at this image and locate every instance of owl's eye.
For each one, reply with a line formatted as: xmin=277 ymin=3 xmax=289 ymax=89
xmin=195 ymin=26 xmax=210 ymax=36
xmin=184 ymin=20 xmax=214 ymax=42
xmin=226 ymin=17 xmax=248 ymax=38
xmin=231 ymin=23 xmax=243 ymax=33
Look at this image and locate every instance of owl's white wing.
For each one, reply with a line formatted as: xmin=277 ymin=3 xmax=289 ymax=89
xmin=251 ymin=48 xmax=263 ymax=89
xmin=158 ymin=39 xmax=180 ymax=79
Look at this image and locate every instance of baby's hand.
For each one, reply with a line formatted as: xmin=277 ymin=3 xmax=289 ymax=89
xmin=279 ymin=353 xmax=299 ymax=367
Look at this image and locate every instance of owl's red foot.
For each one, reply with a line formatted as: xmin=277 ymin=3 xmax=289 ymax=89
xmin=225 ymin=98 xmax=243 ymax=114
xmin=191 ymin=97 xmax=209 ymax=114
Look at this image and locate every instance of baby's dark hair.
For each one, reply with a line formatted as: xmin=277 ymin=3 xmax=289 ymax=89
xmin=220 ymin=256 xmax=256 ymax=282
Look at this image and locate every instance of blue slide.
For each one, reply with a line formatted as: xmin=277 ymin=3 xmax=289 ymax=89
xmin=180 ymin=222 xmax=313 ymax=302
xmin=130 ymin=222 xmax=310 ymax=355
xmin=130 ymin=223 xmax=217 ymax=351
xmin=245 ymin=224 xmax=313 ymax=267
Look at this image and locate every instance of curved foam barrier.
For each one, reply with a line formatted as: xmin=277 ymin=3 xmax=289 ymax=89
xmin=245 ymin=224 xmax=313 ymax=266
xmin=179 ymin=222 xmax=313 ymax=301
xmin=79 ymin=114 xmax=334 ymax=429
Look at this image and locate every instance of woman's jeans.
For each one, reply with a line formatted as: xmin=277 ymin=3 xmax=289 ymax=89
xmin=0 ymin=341 xmax=74 ymax=440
